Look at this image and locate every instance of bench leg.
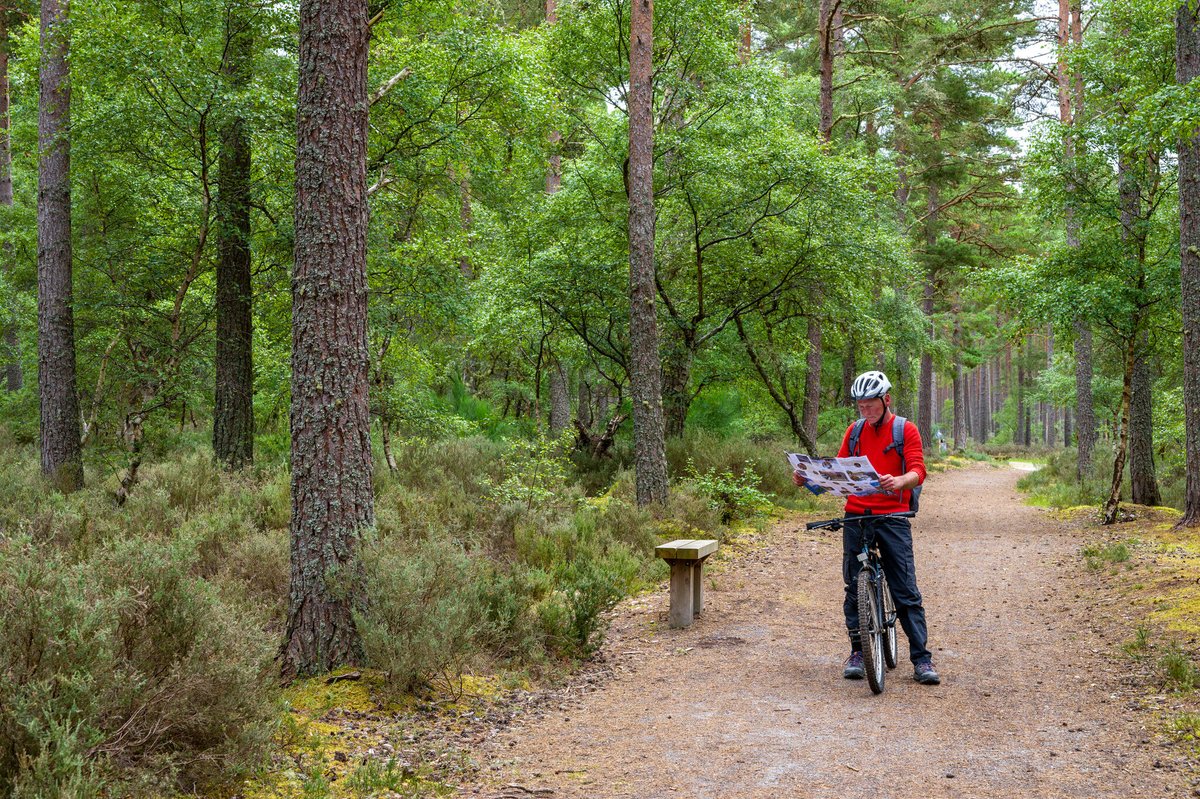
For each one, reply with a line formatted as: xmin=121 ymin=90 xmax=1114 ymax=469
xmin=692 ymin=560 xmax=705 ymax=616
xmin=668 ymin=560 xmax=695 ymax=629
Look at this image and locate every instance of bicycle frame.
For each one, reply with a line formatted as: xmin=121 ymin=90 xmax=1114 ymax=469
xmin=806 ymin=511 xmax=914 ymax=693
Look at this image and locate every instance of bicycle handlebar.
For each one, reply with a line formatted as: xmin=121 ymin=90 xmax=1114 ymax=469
xmin=805 ymin=511 xmax=916 ymax=531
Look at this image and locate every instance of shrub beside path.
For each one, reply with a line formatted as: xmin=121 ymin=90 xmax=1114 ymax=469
xmin=459 ymin=465 xmax=1196 ymax=799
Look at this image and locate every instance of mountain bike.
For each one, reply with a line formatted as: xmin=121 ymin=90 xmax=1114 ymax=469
xmin=805 ymin=511 xmax=915 ymax=694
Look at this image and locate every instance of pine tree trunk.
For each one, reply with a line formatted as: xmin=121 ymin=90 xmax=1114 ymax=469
xmin=1059 ymin=0 xmax=1095 ymax=478
xmin=818 ymin=0 xmax=835 ymax=144
xmin=1177 ymin=0 xmax=1200 ymax=526
xmin=214 ymin=7 xmax=254 ymax=469
xmin=802 ymin=315 xmax=821 ymax=443
xmin=1103 ymin=335 xmax=1137 ymax=524
xmin=1 ymin=9 xmax=20 ymax=392
xmin=1046 ymin=328 xmax=1057 ymax=447
xmin=283 ymin=0 xmax=373 ymax=680
xmin=1118 ymin=146 xmax=1161 ymax=507
xmin=1074 ymin=321 xmax=1095 ymax=472
xmin=917 ymin=277 xmax=935 ymax=449
xmin=549 ymin=358 xmax=569 ymax=437
xmin=37 ymin=0 xmax=82 ymax=493
xmin=917 ymin=179 xmax=937 ymax=448
xmin=952 ymin=304 xmax=966 ymax=449
xmin=1063 ymin=405 xmax=1072 ymax=448
xmin=1016 ymin=340 xmax=1026 ymax=447
xmin=1129 ymin=335 xmax=1160 ymax=506
xmin=628 ymin=0 xmax=667 ymax=505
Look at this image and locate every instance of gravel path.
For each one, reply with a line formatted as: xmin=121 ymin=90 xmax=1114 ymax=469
xmin=461 ymin=466 xmax=1195 ymax=799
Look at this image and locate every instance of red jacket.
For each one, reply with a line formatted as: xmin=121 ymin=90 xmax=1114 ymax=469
xmin=837 ymin=411 xmax=927 ymax=515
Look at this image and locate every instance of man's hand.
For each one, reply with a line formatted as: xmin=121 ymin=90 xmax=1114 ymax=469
xmin=878 ymin=472 xmax=916 ymax=492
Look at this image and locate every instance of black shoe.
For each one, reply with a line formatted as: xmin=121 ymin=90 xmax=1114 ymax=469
xmin=913 ymin=660 xmax=940 ymax=685
xmin=843 ymin=651 xmax=865 ymax=679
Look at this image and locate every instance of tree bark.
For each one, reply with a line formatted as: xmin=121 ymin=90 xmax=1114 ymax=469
xmin=549 ymin=357 xmax=569 ymax=437
xmin=1016 ymin=340 xmax=1026 ymax=446
xmin=1103 ymin=335 xmax=1137 ymax=524
xmin=952 ymin=308 xmax=966 ymax=450
xmin=1118 ymin=147 xmax=1160 ymax=507
xmin=283 ymin=0 xmax=374 ymax=680
xmin=1177 ymin=0 xmax=1200 ymax=526
xmin=627 ymin=0 xmax=668 ymax=505
xmin=1129 ymin=335 xmax=1160 ymax=506
xmin=214 ymin=5 xmax=254 ymax=469
xmin=917 ymin=175 xmax=937 ymax=449
xmin=818 ymin=0 xmax=836 ymax=144
xmin=37 ymin=0 xmax=82 ymax=492
xmin=917 ymin=295 xmax=935 ymax=447
xmin=661 ymin=335 xmax=692 ymax=438
xmin=1045 ymin=328 xmax=1057 ymax=447
xmin=1 ymin=7 xmax=19 ymax=391
xmin=802 ymin=315 xmax=821 ymax=444
xmin=1059 ymin=0 xmax=1095 ymax=478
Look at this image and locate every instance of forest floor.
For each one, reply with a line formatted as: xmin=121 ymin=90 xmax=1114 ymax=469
xmin=454 ymin=464 xmax=1200 ymax=799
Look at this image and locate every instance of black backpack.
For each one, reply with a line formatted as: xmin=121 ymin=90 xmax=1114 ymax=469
xmin=847 ymin=414 xmax=922 ymax=513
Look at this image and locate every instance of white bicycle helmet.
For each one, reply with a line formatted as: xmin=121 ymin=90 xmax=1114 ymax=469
xmin=850 ymin=370 xmax=892 ymax=401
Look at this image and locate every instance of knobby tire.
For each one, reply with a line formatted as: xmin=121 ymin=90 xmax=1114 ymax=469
xmin=882 ymin=574 xmax=898 ymax=670
xmin=857 ymin=568 xmax=884 ymax=694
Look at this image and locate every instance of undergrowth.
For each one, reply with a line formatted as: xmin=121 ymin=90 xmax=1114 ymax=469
xmin=0 ymin=426 xmax=808 ymax=796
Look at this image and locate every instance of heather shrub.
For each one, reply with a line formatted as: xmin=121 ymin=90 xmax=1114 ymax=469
xmin=0 ymin=536 xmax=279 ymax=797
xmin=666 ymin=431 xmax=796 ymax=499
xmin=356 ymin=535 xmax=485 ymax=693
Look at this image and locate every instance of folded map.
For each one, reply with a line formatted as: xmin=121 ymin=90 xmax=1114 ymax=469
xmin=786 ymin=452 xmax=884 ymax=497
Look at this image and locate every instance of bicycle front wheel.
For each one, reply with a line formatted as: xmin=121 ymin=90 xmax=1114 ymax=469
xmin=857 ymin=569 xmax=885 ymax=694
xmin=881 ymin=574 xmax=898 ymax=670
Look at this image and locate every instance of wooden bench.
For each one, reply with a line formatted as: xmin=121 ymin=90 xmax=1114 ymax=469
xmin=655 ymin=539 xmax=718 ymax=629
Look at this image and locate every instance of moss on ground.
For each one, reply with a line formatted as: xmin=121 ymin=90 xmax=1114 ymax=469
xmin=1054 ymin=502 xmax=1200 ymax=758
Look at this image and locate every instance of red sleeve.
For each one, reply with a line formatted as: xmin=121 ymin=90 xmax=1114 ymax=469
xmin=903 ymin=420 xmax=927 ymax=485
xmin=837 ymin=424 xmax=852 ymax=458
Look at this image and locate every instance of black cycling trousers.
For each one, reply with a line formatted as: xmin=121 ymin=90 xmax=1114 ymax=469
xmin=842 ymin=514 xmax=932 ymax=664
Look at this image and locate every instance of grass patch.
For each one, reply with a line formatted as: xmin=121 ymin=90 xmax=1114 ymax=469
xmin=1122 ymin=625 xmax=1151 ymax=658
xmin=1082 ymin=541 xmax=1131 ymax=571
xmin=1167 ymin=712 xmax=1200 ymax=743
xmin=1160 ymin=645 xmax=1200 ymax=692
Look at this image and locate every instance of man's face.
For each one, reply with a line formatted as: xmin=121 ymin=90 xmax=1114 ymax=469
xmin=856 ymin=396 xmax=888 ymax=425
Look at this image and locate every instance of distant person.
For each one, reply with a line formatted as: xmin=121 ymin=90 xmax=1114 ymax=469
xmin=792 ymin=370 xmax=939 ymax=685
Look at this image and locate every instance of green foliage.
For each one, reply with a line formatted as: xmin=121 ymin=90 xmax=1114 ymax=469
xmin=356 ymin=536 xmax=485 ymax=695
xmin=1159 ymin=645 xmax=1200 ymax=692
xmin=344 ymin=758 xmax=447 ymax=798
xmin=1081 ymin=541 xmax=1131 ymax=572
xmin=0 ymin=536 xmax=278 ymax=797
xmin=1123 ymin=625 xmax=1152 ymax=658
xmin=682 ymin=460 xmax=771 ymax=524
xmin=487 ymin=433 xmax=578 ymax=509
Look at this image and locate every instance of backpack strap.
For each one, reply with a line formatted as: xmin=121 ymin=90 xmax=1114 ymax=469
xmin=883 ymin=414 xmax=907 ymax=473
xmin=886 ymin=415 xmax=921 ymax=513
xmin=848 ymin=418 xmax=867 ymax=456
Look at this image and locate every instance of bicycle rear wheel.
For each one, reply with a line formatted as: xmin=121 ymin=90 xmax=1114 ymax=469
xmin=857 ymin=569 xmax=885 ymax=694
xmin=881 ymin=574 xmax=898 ymax=669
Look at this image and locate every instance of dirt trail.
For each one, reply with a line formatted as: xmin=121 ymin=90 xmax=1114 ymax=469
xmin=461 ymin=466 xmax=1195 ymax=798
